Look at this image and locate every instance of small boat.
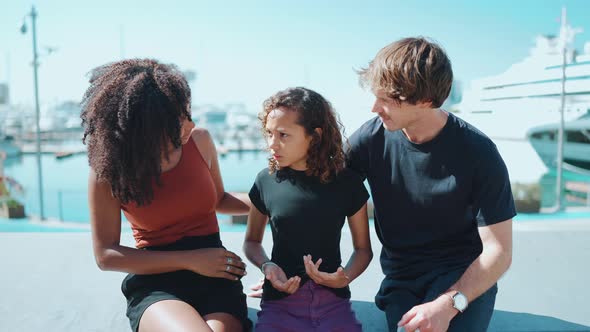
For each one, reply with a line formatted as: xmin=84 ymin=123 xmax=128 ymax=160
xmin=55 ymin=151 xmax=74 ymax=159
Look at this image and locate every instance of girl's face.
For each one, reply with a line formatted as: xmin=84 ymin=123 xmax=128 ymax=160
xmin=265 ymin=107 xmax=313 ymax=171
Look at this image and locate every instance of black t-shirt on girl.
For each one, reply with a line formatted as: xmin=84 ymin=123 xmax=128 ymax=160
xmin=249 ymin=167 xmax=369 ymax=301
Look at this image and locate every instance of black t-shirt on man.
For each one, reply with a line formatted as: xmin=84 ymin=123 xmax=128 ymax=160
xmin=347 ymin=113 xmax=516 ymax=281
xmin=249 ymin=167 xmax=369 ymax=301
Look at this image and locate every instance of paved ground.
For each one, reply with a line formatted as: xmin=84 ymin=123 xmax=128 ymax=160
xmin=0 ymin=218 xmax=589 ymax=331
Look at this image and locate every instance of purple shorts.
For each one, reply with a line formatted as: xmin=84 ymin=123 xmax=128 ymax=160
xmin=255 ymin=280 xmax=362 ymax=332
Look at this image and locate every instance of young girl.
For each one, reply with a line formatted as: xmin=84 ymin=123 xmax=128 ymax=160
xmin=82 ymin=59 xmax=251 ymax=332
xmin=243 ymin=87 xmax=373 ymax=331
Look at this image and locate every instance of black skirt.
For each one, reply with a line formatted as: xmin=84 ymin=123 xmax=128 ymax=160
xmin=121 ymin=233 xmax=252 ymax=332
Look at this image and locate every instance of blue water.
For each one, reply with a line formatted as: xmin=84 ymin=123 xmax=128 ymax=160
xmin=3 ymin=152 xmax=270 ymax=223
xmin=0 ymin=216 xmax=250 ymax=232
xmin=3 ymin=152 xmax=590 ymax=232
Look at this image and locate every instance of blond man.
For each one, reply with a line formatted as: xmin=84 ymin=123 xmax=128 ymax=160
xmin=347 ymin=37 xmax=514 ymax=332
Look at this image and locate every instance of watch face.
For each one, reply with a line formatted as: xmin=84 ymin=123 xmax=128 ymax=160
xmin=453 ymin=292 xmax=468 ymax=311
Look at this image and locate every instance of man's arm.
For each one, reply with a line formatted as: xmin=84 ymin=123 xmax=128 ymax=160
xmin=443 ymin=140 xmax=514 ymax=303
xmin=445 ymin=219 xmax=512 ymax=302
xmin=399 ymin=219 xmax=512 ymax=332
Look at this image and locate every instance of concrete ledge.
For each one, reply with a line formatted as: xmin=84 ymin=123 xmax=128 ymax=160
xmin=1 ymin=220 xmax=589 ymax=331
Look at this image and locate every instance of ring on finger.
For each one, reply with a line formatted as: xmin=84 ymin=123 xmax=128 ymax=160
xmin=227 ymin=257 xmax=233 ymax=264
xmin=415 ymin=328 xmax=421 ymax=332
xmin=225 ymin=265 xmax=231 ymax=272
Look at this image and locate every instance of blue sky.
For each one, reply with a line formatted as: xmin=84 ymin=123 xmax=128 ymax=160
xmin=1 ymin=0 xmax=589 ymax=130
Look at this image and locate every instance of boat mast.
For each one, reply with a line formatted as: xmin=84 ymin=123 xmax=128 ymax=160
xmin=553 ymin=7 xmax=584 ymax=212
xmin=554 ymin=7 xmax=567 ymax=212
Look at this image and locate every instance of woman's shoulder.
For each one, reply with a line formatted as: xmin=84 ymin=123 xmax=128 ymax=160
xmin=190 ymin=127 xmax=215 ymax=165
xmin=190 ymin=127 xmax=213 ymax=145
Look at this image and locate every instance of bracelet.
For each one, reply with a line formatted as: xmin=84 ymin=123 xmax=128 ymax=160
xmin=260 ymin=261 xmax=278 ymax=273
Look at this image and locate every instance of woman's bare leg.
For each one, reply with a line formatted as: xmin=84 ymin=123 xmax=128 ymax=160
xmin=204 ymin=312 xmax=243 ymax=332
xmin=139 ymin=300 xmax=212 ymax=332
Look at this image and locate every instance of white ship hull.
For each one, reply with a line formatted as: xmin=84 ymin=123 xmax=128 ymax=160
xmin=451 ymin=8 xmax=590 ymax=182
xmin=527 ymin=116 xmax=590 ymax=173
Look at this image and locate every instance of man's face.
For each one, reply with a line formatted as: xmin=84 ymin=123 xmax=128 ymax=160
xmin=371 ymin=89 xmax=412 ymax=131
xmin=371 ymin=90 xmax=432 ymax=131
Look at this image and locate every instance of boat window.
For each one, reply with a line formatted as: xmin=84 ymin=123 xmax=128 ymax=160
xmin=566 ymin=130 xmax=590 ymax=144
xmin=531 ymin=131 xmax=557 ymax=140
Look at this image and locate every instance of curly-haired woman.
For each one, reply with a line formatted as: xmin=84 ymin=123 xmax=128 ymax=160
xmin=82 ymin=59 xmax=252 ymax=332
xmin=243 ymin=87 xmax=373 ymax=331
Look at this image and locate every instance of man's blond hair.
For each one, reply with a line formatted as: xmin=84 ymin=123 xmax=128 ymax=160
xmin=359 ymin=37 xmax=453 ymax=108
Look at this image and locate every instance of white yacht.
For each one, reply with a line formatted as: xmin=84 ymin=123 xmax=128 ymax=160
xmin=451 ymin=9 xmax=590 ymax=183
xmin=527 ymin=113 xmax=590 ymax=174
xmin=453 ymin=8 xmax=590 ymax=141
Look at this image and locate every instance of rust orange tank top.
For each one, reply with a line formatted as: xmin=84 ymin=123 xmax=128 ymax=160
xmin=122 ymin=138 xmax=219 ymax=248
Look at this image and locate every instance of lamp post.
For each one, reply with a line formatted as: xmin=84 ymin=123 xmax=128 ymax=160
xmin=21 ymin=5 xmax=45 ymax=220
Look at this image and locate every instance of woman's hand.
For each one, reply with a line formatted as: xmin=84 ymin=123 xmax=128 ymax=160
xmin=185 ymin=248 xmax=247 ymax=281
xmin=263 ymin=263 xmax=301 ymax=294
xmin=303 ymin=254 xmax=350 ymax=288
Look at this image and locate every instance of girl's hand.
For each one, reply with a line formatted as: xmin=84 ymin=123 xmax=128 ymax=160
xmin=186 ymin=248 xmax=247 ymax=281
xmin=303 ymin=254 xmax=350 ymax=288
xmin=247 ymin=277 xmax=265 ymax=298
xmin=263 ymin=263 xmax=301 ymax=294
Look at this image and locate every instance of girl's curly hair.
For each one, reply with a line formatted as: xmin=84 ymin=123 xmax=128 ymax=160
xmin=81 ymin=59 xmax=191 ymax=206
xmin=260 ymin=87 xmax=345 ymax=183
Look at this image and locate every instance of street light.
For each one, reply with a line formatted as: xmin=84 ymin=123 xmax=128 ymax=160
xmin=20 ymin=5 xmax=45 ymax=220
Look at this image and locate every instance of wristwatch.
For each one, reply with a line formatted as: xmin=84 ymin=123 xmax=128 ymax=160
xmin=450 ymin=291 xmax=468 ymax=313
